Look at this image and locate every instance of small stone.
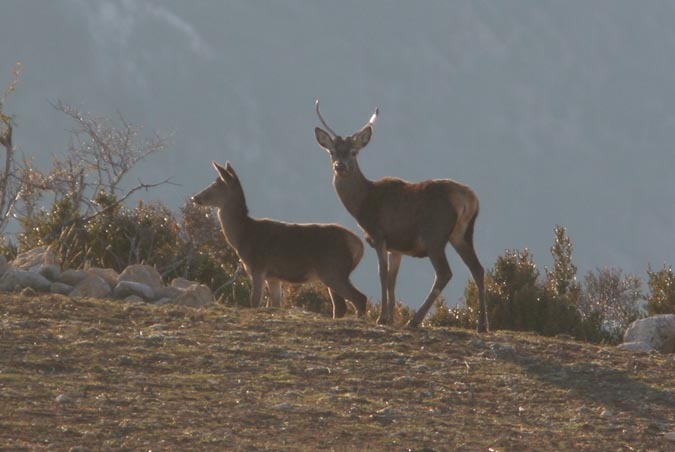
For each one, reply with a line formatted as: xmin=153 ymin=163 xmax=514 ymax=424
xmin=59 ymin=269 xmax=88 ymax=286
xmin=118 ymin=264 xmax=163 ymax=289
xmin=86 ymin=267 xmax=119 ymax=287
xmin=171 ymin=284 xmax=214 ymax=307
xmin=50 ymin=282 xmax=74 ymax=296
xmin=55 ymin=393 xmax=73 ymax=404
xmin=600 ymin=409 xmax=614 ymax=418
xmin=70 ymin=274 xmax=111 ymax=298
xmin=113 ymin=280 xmax=155 ymax=301
xmin=272 ymin=402 xmax=294 ymax=411
xmin=170 ymin=277 xmax=197 ymax=290
xmin=31 ymin=264 xmax=61 ymax=282
xmin=304 ymin=366 xmax=331 ymax=376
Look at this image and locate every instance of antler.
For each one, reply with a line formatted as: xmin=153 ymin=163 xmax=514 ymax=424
xmin=315 ymin=99 xmax=337 ymax=138
xmin=367 ymin=107 xmax=379 ymax=128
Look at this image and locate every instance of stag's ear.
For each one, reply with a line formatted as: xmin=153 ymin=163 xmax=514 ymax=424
xmin=314 ymin=127 xmax=334 ymax=153
xmin=351 ymin=126 xmax=372 ymax=151
xmin=212 ymin=161 xmax=231 ymax=182
xmin=224 ymin=161 xmax=240 ymax=182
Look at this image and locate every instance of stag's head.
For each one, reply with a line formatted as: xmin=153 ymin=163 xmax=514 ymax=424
xmin=191 ymin=161 xmax=243 ymax=208
xmin=314 ymin=100 xmax=378 ymax=178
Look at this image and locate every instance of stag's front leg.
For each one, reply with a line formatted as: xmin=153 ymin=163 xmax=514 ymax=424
xmin=374 ymin=240 xmax=391 ymax=325
xmin=386 ymin=252 xmax=402 ymax=322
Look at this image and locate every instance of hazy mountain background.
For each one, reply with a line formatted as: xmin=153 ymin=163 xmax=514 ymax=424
xmin=1 ymin=0 xmax=674 ymax=308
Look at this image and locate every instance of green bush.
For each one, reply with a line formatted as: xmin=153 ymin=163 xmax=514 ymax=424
xmin=646 ymin=264 xmax=675 ymax=315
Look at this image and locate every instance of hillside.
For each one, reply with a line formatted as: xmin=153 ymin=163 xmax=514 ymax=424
xmin=1 ymin=294 xmax=673 ymax=451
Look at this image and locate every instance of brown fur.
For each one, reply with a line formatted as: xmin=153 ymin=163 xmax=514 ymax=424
xmin=192 ymin=161 xmax=366 ymax=318
xmin=314 ymin=108 xmax=488 ymax=331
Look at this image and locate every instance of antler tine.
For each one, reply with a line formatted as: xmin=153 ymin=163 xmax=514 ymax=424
xmin=368 ymin=107 xmax=379 ymax=127
xmin=315 ymin=99 xmax=337 ymax=138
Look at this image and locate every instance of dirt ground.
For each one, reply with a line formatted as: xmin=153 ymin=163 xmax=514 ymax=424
xmin=1 ymin=294 xmax=674 ymax=451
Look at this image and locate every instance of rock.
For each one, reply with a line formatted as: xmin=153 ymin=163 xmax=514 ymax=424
xmin=124 ymin=295 xmax=145 ymax=303
xmin=50 ymin=282 xmax=74 ymax=296
xmin=31 ymin=264 xmax=61 ymax=282
xmin=272 ymin=402 xmax=294 ymax=411
xmin=0 ymin=268 xmax=52 ymax=292
xmin=171 ymin=283 xmax=214 ymax=307
xmin=59 ymin=269 xmax=88 ymax=286
xmin=665 ymin=431 xmax=675 ymax=442
xmin=70 ymin=274 xmax=111 ymax=298
xmin=623 ymin=315 xmax=675 ymax=354
xmin=170 ymin=277 xmax=197 ymax=290
xmin=118 ymin=264 xmax=163 ymax=289
xmin=617 ymin=341 xmax=654 ymax=354
xmin=155 ymin=286 xmax=183 ymax=299
xmin=11 ymin=245 xmax=59 ymax=270
xmin=86 ymin=267 xmax=119 ymax=287
xmin=0 ymin=254 xmax=9 ymax=277
xmin=153 ymin=297 xmax=173 ymax=306
xmin=113 ymin=280 xmax=155 ymax=301
xmin=20 ymin=287 xmax=37 ymax=296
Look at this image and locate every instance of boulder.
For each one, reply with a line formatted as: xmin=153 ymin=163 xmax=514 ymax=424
xmin=0 ymin=254 xmax=9 ymax=277
xmin=616 ymin=341 xmax=654 ymax=354
xmin=58 ymin=269 xmax=88 ymax=286
xmin=113 ymin=280 xmax=155 ymax=301
xmin=11 ymin=246 xmax=59 ymax=270
xmin=0 ymin=268 xmax=52 ymax=292
xmin=118 ymin=264 xmax=163 ymax=289
xmin=50 ymin=282 xmax=74 ymax=296
xmin=155 ymin=286 xmax=183 ymax=300
xmin=124 ymin=295 xmax=145 ymax=303
xmin=622 ymin=315 xmax=675 ymax=354
xmin=171 ymin=284 xmax=214 ymax=307
xmin=170 ymin=277 xmax=197 ymax=290
xmin=31 ymin=264 xmax=61 ymax=282
xmin=86 ymin=267 xmax=119 ymax=287
xmin=70 ymin=274 xmax=111 ymax=299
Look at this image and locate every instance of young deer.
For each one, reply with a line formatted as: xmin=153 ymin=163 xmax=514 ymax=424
xmin=191 ymin=161 xmax=367 ymax=318
xmin=313 ymin=101 xmax=488 ymax=332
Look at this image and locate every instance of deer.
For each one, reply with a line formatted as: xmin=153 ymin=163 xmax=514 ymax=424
xmin=313 ymin=100 xmax=488 ymax=332
xmin=191 ymin=161 xmax=367 ymax=318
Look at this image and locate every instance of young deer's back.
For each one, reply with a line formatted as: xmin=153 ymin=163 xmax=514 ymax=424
xmin=236 ymin=219 xmax=363 ymax=284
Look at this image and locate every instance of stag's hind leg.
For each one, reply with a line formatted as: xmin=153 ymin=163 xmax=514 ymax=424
xmin=452 ymin=240 xmax=488 ymax=333
xmin=408 ymin=248 xmax=452 ymax=328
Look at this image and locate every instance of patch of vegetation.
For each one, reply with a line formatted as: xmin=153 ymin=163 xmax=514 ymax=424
xmin=0 ymin=294 xmax=673 ymax=451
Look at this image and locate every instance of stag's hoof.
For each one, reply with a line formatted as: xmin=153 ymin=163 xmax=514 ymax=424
xmin=376 ymin=316 xmax=391 ymax=326
xmin=405 ymin=319 xmax=420 ymax=329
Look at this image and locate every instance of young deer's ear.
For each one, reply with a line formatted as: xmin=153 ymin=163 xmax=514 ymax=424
xmin=314 ymin=127 xmax=334 ymax=153
xmin=212 ymin=161 xmax=230 ymax=182
xmin=351 ymin=126 xmax=372 ymax=151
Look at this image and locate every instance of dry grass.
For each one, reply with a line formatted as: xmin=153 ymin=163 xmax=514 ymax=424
xmin=0 ymin=294 xmax=673 ymax=451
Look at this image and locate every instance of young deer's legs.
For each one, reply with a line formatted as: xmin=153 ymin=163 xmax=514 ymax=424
xmin=266 ymin=280 xmax=282 ymax=308
xmin=386 ymin=252 xmax=402 ymax=322
xmin=249 ymin=272 xmax=265 ymax=308
xmin=323 ymin=276 xmax=367 ymax=318
xmin=408 ymin=249 xmax=452 ymax=328
xmin=327 ymin=290 xmax=348 ymax=318
xmin=452 ymin=241 xmax=488 ymax=332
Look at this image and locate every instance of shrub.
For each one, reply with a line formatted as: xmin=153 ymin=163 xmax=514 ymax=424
xmin=646 ymin=264 xmax=675 ymax=315
xmin=580 ymin=267 xmax=645 ymax=344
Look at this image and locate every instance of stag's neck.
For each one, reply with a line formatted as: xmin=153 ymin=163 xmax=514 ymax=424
xmin=333 ymin=162 xmax=372 ymax=220
xmin=216 ymin=201 xmax=251 ymax=252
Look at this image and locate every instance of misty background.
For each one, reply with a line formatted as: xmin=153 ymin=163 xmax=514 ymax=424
xmin=1 ymin=0 xmax=674 ymax=308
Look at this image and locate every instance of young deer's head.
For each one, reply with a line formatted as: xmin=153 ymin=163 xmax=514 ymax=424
xmin=314 ymin=100 xmax=378 ymax=178
xmin=191 ymin=161 xmax=244 ymax=209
